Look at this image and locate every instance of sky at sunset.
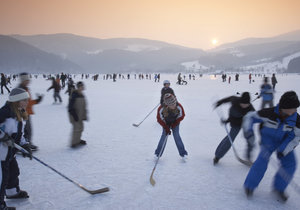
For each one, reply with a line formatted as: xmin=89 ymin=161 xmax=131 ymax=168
xmin=0 ymin=0 xmax=300 ymax=49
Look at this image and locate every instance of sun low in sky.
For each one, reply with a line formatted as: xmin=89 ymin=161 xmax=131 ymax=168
xmin=211 ymin=39 xmax=219 ymax=47
xmin=0 ymin=0 xmax=300 ymax=49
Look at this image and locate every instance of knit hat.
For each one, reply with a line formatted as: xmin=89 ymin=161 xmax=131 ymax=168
xmin=19 ymin=72 xmax=30 ymax=82
xmin=279 ymin=91 xmax=300 ymax=109
xmin=240 ymin=92 xmax=250 ymax=104
xmin=76 ymin=81 xmax=84 ymax=88
xmin=8 ymin=88 xmax=29 ymax=102
xmin=164 ymin=93 xmax=177 ymax=106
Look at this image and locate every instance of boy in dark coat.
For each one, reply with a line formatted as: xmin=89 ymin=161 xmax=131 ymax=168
xmin=213 ymin=92 xmax=255 ymax=164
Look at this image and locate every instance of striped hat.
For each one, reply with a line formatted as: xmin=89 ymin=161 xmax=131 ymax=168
xmin=8 ymin=88 xmax=29 ymax=102
xmin=164 ymin=93 xmax=177 ymax=106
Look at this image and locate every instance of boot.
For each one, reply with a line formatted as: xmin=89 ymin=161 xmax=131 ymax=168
xmin=273 ymin=189 xmax=288 ymax=202
xmin=0 ymin=204 xmax=16 ymax=210
xmin=213 ymin=157 xmax=219 ymax=165
xmin=6 ymin=190 xmax=29 ymax=199
xmin=245 ymin=187 xmax=253 ymax=198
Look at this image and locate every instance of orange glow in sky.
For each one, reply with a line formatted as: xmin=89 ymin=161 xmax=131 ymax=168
xmin=0 ymin=0 xmax=300 ymax=49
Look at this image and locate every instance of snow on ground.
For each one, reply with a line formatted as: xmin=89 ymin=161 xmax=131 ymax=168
xmin=1 ymin=74 xmax=300 ymax=210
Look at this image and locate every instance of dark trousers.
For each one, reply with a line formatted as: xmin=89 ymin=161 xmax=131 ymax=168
xmin=215 ymin=125 xmax=241 ymax=159
xmin=24 ymin=116 xmax=32 ymax=142
xmin=0 ymin=84 xmax=10 ymax=94
xmin=1 ymin=155 xmax=20 ymax=206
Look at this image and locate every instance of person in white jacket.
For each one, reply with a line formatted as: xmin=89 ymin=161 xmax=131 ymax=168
xmin=0 ymin=88 xmax=32 ymax=210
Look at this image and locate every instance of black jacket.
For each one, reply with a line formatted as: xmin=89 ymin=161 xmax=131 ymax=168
xmin=160 ymin=87 xmax=175 ymax=104
xmin=216 ymin=96 xmax=255 ymax=127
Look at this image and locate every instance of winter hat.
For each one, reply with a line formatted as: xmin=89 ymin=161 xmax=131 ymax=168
xmin=8 ymin=88 xmax=29 ymax=102
xmin=164 ymin=93 xmax=177 ymax=106
xmin=76 ymin=81 xmax=84 ymax=88
xmin=163 ymin=80 xmax=170 ymax=85
xmin=19 ymin=72 xmax=30 ymax=82
xmin=240 ymin=92 xmax=250 ymax=104
xmin=279 ymin=91 xmax=300 ymax=109
xmin=264 ymin=77 xmax=269 ymax=83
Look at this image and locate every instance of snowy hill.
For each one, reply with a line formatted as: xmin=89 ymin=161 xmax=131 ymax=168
xmin=0 ymin=35 xmax=82 ymax=73
xmin=1 ymin=73 xmax=300 ymax=209
xmin=10 ymin=34 xmax=205 ymax=73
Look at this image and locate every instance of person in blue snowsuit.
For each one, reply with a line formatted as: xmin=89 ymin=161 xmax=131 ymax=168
xmin=243 ymin=91 xmax=300 ymax=202
xmin=259 ymin=77 xmax=274 ymax=109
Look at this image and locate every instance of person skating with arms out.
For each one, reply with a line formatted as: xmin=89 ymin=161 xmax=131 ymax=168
xmin=17 ymin=72 xmax=43 ymax=151
xmin=213 ymin=92 xmax=255 ymax=165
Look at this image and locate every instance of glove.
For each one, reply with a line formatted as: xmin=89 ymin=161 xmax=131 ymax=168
xmin=171 ymin=121 xmax=179 ymax=128
xmin=220 ymin=118 xmax=228 ymax=125
xmin=214 ymin=101 xmax=222 ymax=109
xmin=0 ymin=131 xmax=11 ymax=142
xmin=277 ymin=152 xmax=284 ymax=159
xmin=36 ymin=94 xmax=43 ymax=103
xmin=164 ymin=127 xmax=171 ymax=135
xmin=21 ymin=144 xmax=32 ymax=160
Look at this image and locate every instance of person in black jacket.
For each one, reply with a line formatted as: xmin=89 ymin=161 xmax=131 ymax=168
xmin=160 ymin=80 xmax=175 ymax=105
xmin=271 ymin=73 xmax=278 ymax=90
xmin=1 ymin=73 xmax=10 ymax=94
xmin=213 ymin=92 xmax=255 ymax=164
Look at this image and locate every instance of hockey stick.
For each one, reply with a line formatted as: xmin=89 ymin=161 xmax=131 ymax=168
xmin=133 ymin=103 xmax=160 ymax=127
xmin=236 ymin=92 xmax=258 ymax=96
xmin=150 ymin=134 xmax=169 ymax=186
xmin=13 ymin=143 xmax=109 ymax=194
xmin=224 ymin=124 xmax=252 ymax=166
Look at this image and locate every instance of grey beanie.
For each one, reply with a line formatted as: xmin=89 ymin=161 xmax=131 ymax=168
xmin=8 ymin=88 xmax=29 ymax=102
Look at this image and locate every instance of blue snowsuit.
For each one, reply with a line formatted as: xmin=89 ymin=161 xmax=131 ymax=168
xmin=243 ymin=105 xmax=300 ymax=192
xmin=260 ymin=83 xmax=274 ymax=109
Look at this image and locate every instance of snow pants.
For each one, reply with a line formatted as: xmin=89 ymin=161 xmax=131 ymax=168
xmin=70 ymin=120 xmax=84 ymax=147
xmin=0 ymin=155 xmax=20 ymax=207
xmin=215 ymin=125 xmax=241 ymax=159
xmin=244 ymin=145 xmax=296 ymax=192
xmin=0 ymin=84 xmax=10 ymax=94
xmin=53 ymin=92 xmax=62 ymax=103
xmin=24 ymin=116 xmax=32 ymax=142
xmin=155 ymin=125 xmax=187 ymax=157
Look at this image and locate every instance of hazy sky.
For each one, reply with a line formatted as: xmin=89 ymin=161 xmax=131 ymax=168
xmin=0 ymin=0 xmax=300 ymax=49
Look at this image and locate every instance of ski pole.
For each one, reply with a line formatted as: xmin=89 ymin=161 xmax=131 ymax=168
xmin=13 ymin=143 xmax=109 ymax=195
xmin=150 ymin=134 xmax=169 ymax=186
xmin=133 ymin=103 xmax=160 ymax=127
